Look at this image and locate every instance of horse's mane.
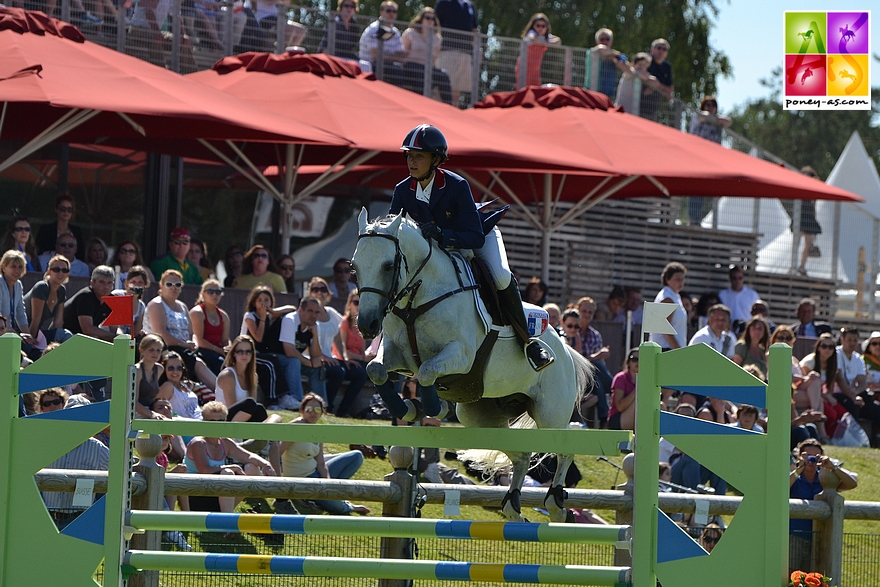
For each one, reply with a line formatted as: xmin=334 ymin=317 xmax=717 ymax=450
xmin=369 ymin=214 xmax=419 ymax=232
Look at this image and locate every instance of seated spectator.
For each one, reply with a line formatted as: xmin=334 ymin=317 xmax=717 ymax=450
xmin=516 ymin=13 xmax=561 ymax=87
xmin=585 ymin=28 xmax=628 ymax=99
xmin=401 ymin=7 xmax=453 ymax=104
xmin=560 ymin=308 xmax=583 ymax=354
xmin=358 ymin=1 xmax=407 ymax=85
xmin=577 ymin=297 xmax=611 ymax=427
xmin=85 ymin=237 xmax=109 ymax=274
xmin=133 ymin=334 xmax=166 ymax=419
xmin=279 ymin=296 xmax=331 ymax=403
xmin=38 ymin=387 xmax=68 ymax=413
xmin=694 ymin=292 xmax=720 ymax=329
xmin=789 ymin=298 xmax=832 ymax=338
xmin=522 ymin=276 xmax=548 ymax=306
xmin=275 ymin=254 xmax=298 ymax=300
xmin=24 ymin=254 xmax=73 ymax=345
xmin=187 ymin=238 xmax=214 ymax=283
xmin=158 ymin=351 xmax=205 ymax=421
xmin=623 ymin=286 xmax=643 ymax=326
xmin=64 ymin=267 xmax=116 ymax=401
xmin=112 ymin=266 xmax=150 ymax=338
xmin=35 ymin=193 xmax=85 ymax=262
xmin=222 ymin=245 xmax=244 ymax=289
xmin=150 ymin=227 xmax=203 ymax=287
xmin=189 ymin=279 xmax=230 ymax=375
xmin=0 ymin=251 xmax=38 ymax=351
xmin=216 ymin=335 xmax=285 ymax=426
xmin=184 ymin=400 xmax=277 ymax=514
xmin=689 ymin=303 xmax=736 ymax=359
xmin=334 ymin=290 xmax=371 ymax=417
xmin=862 ymin=331 xmax=880 ymax=443
xmin=680 ymin=291 xmax=698 ymax=333
xmin=789 ymin=439 xmax=857 ymax=573
xmin=320 ymin=0 xmax=362 ymax=61
xmin=608 ymin=348 xmax=638 ymax=430
xmin=614 ymin=52 xmax=666 ymax=114
xmin=800 ymin=334 xmax=854 ymax=442
xmin=730 ymin=403 xmax=763 ymax=432
xmin=234 ymin=245 xmax=287 ymax=293
xmin=308 ymin=277 xmax=357 ymax=412
xmin=697 ymin=396 xmax=734 ymax=424
xmin=732 ymin=316 xmax=770 ymax=374
xmin=144 ymin=269 xmax=217 ymax=388
xmin=836 ymin=326 xmax=868 ymax=419
xmin=2 ymin=215 xmax=41 ymax=272
xmin=241 ymin=286 xmax=299 ymax=410
xmin=543 ymin=302 xmax=561 ymax=333
xmin=700 ymin=523 xmax=723 ymax=553
xmin=38 ymin=232 xmax=89 ymax=278
xmin=279 ymin=392 xmax=370 ymax=515
xmin=328 ymin=258 xmax=355 ymax=311
xmin=594 ymin=285 xmax=625 ymax=323
xmin=109 ymin=240 xmax=153 ymax=290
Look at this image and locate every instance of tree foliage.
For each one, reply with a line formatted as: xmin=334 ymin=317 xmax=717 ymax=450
xmin=730 ymin=67 xmax=880 ymax=180
xmin=299 ymin=0 xmax=732 ymax=105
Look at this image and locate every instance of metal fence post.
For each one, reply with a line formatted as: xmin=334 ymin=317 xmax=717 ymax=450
xmin=831 ymin=202 xmax=841 ymax=281
xmin=517 ymin=40 xmax=527 ymax=90
xmin=61 ymin=0 xmax=70 ymax=24
xmin=379 ymin=446 xmax=415 ymax=587
xmin=221 ymin=0 xmax=233 ymax=55
xmin=376 ymin=34 xmax=386 ymax=82
xmin=327 ymin=10 xmax=338 ymax=56
xmin=470 ymin=31 xmax=481 ymax=106
xmin=116 ymin=4 xmax=126 ymax=53
xmin=791 ymin=200 xmax=803 ymax=272
xmin=562 ymin=47 xmax=572 ymax=86
xmin=170 ymin=0 xmax=181 ymax=72
xmin=275 ymin=3 xmax=286 ymax=53
xmin=423 ymin=29 xmax=434 ymax=98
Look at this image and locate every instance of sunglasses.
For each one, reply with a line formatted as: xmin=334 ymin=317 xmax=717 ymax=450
xmin=334 ymin=267 xmax=351 ymax=274
xmin=311 ymin=286 xmax=329 ymax=293
xmin=341 ymin=2 xmax=355 ymax=7
xmin=564 ymin=323 xmax=580 ymax=329
xmin=165 ymin=365 xmax=184 ymax=372
xmin=57 ymin=242 xmax=76 ymax=248
xmin=252 ymin=252 xmax=269 ymax=259
xmin=818 ymin=344 xmax=835 ymax=350
xmin=423 ymin=15 xmax=435 ymax=20
xmin=205 ymin=289 xmax=223 ymax=296
xmin=41 ymin=398 xmax=64 ymax=407
xmin=234 ymin=348 xmax=254 ymax=356
xmin=703 ymin=535 xmax=720 ymax=544
xmin=49 ymin=266 xmax=70 ymax=274
xmin=871 ymin=341 xmax=880 ymax=347
xmin=279 ymin=265 xmax=294 ymax=271
xmin=57 ymin=205 xmax=74 ymax=213
xmin=303 ymin=406 xmax=324 ymax=414
xmin=119 ymin=248 xmax=137 ymax=255
xmin=13 ymin=226 xmax=30 ymax=232
xmin=164 ymin=282 xmax=183 ymax=289
xmin=351 ymin=299 xmax=360 ymax=305
xmin=628 ymin=356 xmax=639 ymax=362
xmin=775 ymin=335 xmax=794 ymax=342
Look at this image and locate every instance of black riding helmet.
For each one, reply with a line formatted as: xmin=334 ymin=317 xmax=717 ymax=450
xmin=400 ymin=125 xmax=448 ymax=178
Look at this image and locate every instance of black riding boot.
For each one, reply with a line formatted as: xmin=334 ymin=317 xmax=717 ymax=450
xmin=497 ymin=279 xmax=555 ymax=372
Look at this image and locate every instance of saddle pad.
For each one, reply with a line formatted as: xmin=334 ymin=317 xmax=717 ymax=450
xmin=449 ymin=251 xmax=491 ymax=337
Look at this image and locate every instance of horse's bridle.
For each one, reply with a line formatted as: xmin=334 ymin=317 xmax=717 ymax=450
xmin=356 ymin=229 xmax=477 ymax=366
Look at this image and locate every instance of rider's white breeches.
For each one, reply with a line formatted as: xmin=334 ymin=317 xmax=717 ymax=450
xmin=474 ymin=226 xmax=513 ymax=290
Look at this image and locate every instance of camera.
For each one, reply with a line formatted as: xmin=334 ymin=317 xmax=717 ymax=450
xmin=129 ymin=286 xmax=144 ymax=295
xmin=806 ymin=455 xmax=820 ymax=465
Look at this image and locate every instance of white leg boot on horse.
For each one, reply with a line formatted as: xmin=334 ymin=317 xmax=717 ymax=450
xmin=497 ymin=279 xmax=555 ymax=372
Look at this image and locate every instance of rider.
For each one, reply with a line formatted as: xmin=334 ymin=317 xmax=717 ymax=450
xmin=390 ymin=124 xmax=555 ymax=373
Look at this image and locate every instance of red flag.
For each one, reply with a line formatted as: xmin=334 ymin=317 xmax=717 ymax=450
xmin=101 ymin=295 xmax=134 ymax=328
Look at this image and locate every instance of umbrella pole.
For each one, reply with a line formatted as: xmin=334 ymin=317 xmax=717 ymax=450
xmin=0 ymin=109 xmax=101 ymax=174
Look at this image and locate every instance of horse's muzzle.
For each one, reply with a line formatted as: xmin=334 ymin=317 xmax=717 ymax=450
xmin=358 ymin=316 xmax=382 ymax=339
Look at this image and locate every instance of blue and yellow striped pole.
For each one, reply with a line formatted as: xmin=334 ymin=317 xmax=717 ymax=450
xmin=126 ymin=510 xmax=631 ymax=547
xmin=124 ymin=551 xmax=632 ymax=585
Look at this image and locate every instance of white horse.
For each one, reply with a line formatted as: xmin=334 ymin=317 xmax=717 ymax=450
xmin=352 ymin=210 xmax=592 ymax=522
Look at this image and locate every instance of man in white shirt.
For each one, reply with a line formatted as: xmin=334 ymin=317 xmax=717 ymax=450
xmin=279 ymin=297 xmax=327 ymax=402
xmin=358 ymin=0 xmax=406 ymax=86
xmin=718 ymin=265 xmax=760 ymax=325
xmin=689 ymin=304 xmax=736 ymax=359
xmin=836 ymin=327 xmax=866 ymax=417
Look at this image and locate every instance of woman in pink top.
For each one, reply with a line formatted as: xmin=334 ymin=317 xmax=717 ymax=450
xmin=608 ymin=348 xmax=638 ymax=430
xmin=334 ymin=290 xmax=371 ymax=418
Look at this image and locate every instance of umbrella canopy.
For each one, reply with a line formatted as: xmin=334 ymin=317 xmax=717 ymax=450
xmin=0 ymin=7 xmax=349 ymax=175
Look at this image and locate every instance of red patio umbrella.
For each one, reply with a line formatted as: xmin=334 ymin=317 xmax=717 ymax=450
xmin=0 ymin=8 xmax=349 ymax=178
xmin=187 ymin=52 xmax=619 ymax=251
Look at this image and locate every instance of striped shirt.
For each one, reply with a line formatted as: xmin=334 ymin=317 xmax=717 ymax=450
xmin=42 ymin=438 xmax=109 ymax=510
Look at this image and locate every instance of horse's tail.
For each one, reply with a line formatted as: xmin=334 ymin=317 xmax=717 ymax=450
xmin=567 ymin=345 xmax=596 ymax=418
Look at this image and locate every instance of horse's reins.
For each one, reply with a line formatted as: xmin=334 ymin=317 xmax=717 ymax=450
xmin=357 ymin=229 xmax=478 ymax=366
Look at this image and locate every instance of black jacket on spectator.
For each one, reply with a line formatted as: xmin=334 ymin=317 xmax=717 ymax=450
xmin=63 ymin=287 xmax=111 ymax=335
xmin=434 ymin=0 xmax=477 ymax=51
xmin=320 ymin=16 xmax=361 ymax=61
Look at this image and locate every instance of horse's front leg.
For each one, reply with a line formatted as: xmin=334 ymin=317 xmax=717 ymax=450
xmin=366 ymin=340 xmax=420 ymax=422
xmin=415 ymin=340 xmax=472 ymax=419
xmin=501 ymin=451 xmax=530 ymax=522
xmin=543 ymin=454 xmax=573 ymax=523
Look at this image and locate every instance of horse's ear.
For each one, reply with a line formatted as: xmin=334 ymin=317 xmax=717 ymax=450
xmin=358 ymin=207 xmax=369 ymax=234
xmin=389 ymin=213 xmax=403 ymax=234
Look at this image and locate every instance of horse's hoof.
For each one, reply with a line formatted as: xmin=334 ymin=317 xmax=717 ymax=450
xmin=500 ymin=488 xmax=521 ymax=519
xmin=545 ymin=485 xmax=568 ymax=510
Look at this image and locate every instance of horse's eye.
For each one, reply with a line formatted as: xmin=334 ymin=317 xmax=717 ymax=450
xmin=382 ymin=261 xmax=394 ymax=272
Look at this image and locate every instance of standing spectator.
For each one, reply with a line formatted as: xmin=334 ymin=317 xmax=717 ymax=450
xmin=732 ymin=316 xmax=770 ymax=374
xmin=187 ymin=238 xmax=214 ymax=282
xmin=614 ymin=52 xmax=667 ymax=114
xmin=401 ymin=7 xmax=453 ymax=104
xmin=434 ymin=0 xmax=478 ymax=106
xmin=639 ymin=38 xmax=674 ymax=121
xmin=794 ymin=166 xmax=824 ymax=276
xmin=789 ymin=439 xmax=857 ymax=573
xmin=144 ymin=269 xmax=217 ymax=388
xmin=24 ymin=254 xmax=73 ymax=344
xmin=275 ymin=254 xmax=298 ymax=300
xmin=35 ymin=194 xmax=85 ymax=261
xmin=320 ymin=0 xmax=361 ymax=61
xmin=222 ymin=245 xmax=244 ymax=288
xmin=358 ymin=1 xmax=407 ymax=85
xmin=63 ymin=265 xmax=115 ymax=342
xmin=334 ymin=289 xmax=371 ymax=417
xmin=234 ymin=245 xmax=287 ymax=293
xmin=577 ymin=296 xmax=611 ymax=428
xmin=189 ymin=279 xmax=231 ymax=375
xmin=328 ymin=258 xmax=356 ymax=300
xmin=2 ymin=216 xmax=41 ymax=272
xmin=608 ymin=348 xmax=638 ymax=431
xmin=109 ymin=240 xmax=153 ymax=289
xmin=585 ymin=28 xmax=628 ymax=99
xmin=649 ymin=262 xmax=687 ymax=350
xmin=789 ymin=298 xmax=832 ymax=338
xmin=687 ymin=96 xmax=732 ymax=224
xmin=150 ymin=227 xmax=203 ymax=286
xmin=689 ymin=303 xmax=736 ymax=359
xmin=85 ymin=237 xmax=109 ymax=274
xmin=718 ymin=265 xmax=760 ymax=327
xmin=38 ymin=232 xmax=89 ymax=278
xmin=515 ymin=13 xmax=561 ymax=87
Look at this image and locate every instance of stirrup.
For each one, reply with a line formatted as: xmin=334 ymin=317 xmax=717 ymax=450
xmin=525 ymin=338 xmax=555 ymax=372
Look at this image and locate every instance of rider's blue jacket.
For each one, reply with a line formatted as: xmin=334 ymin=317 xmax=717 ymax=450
xmin=389 ymin=168 xmax=485 ymax=250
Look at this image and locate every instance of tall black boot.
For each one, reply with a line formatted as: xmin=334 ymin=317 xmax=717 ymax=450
xmin=497 ymin=279 xmax=555 ymax=372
